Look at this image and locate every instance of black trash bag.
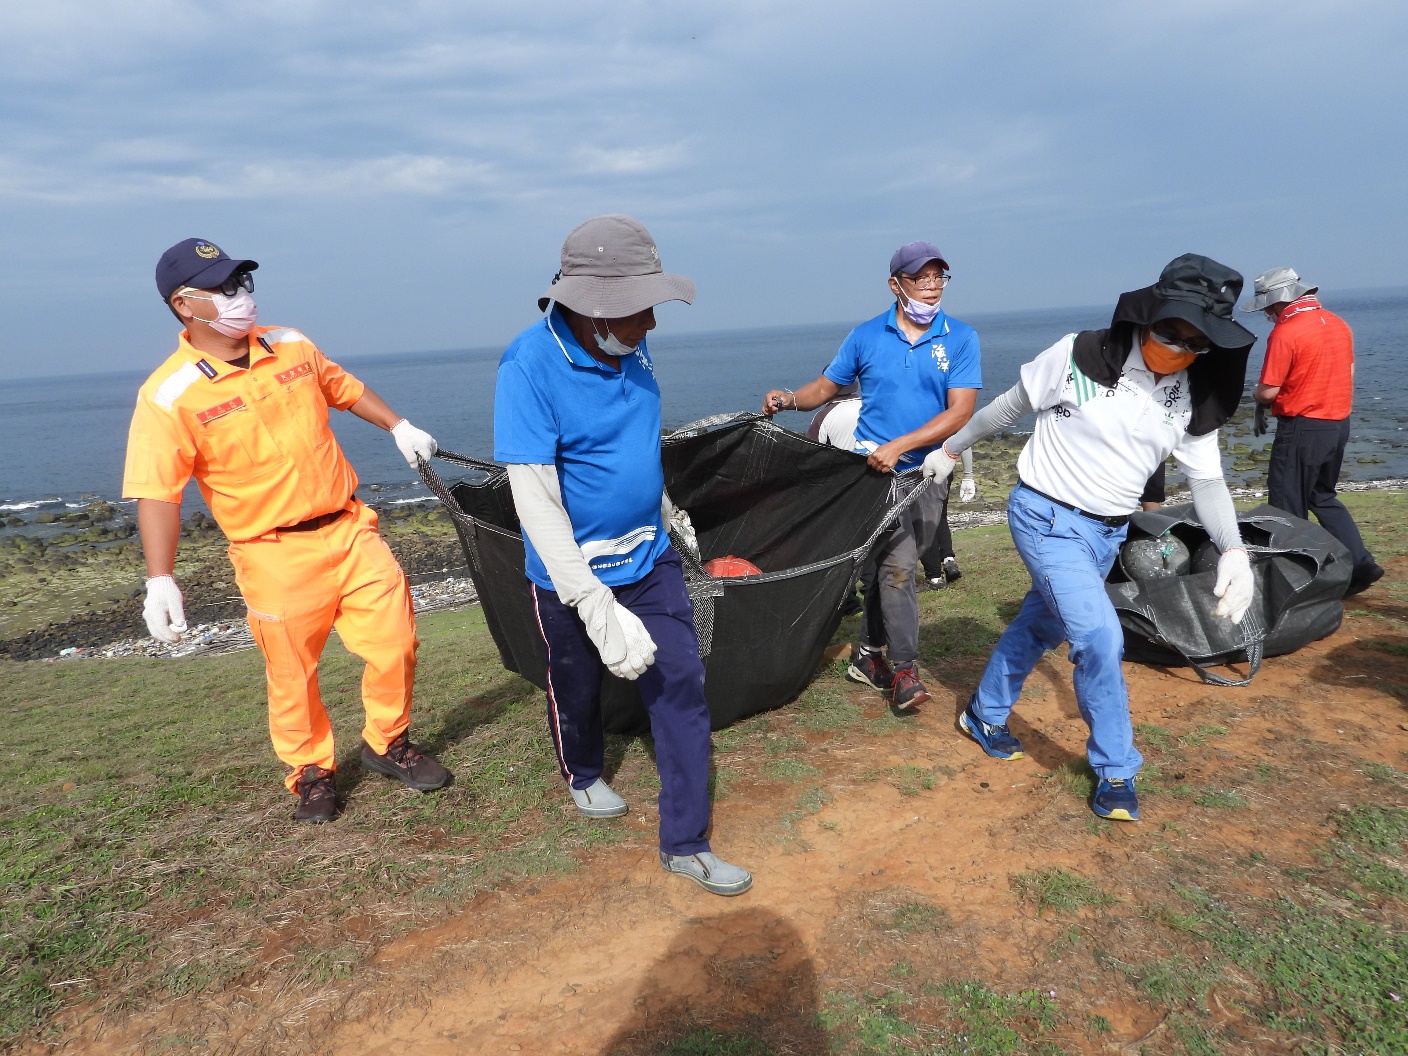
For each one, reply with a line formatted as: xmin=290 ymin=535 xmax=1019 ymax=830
xmin=420 ymin=414 xmax=917 ymax=733
xmin=1104 ymin=502 xmax=1351 ymax=686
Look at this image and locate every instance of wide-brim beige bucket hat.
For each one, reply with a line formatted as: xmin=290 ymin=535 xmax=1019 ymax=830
xmin=538 ymin=214 xmax=695 ymax=317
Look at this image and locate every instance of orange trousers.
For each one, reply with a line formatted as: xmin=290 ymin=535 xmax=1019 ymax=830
xmin=228 ymin=500 xmax=418 ymax=791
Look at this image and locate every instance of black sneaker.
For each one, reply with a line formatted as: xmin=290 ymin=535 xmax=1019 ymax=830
xmin=942 ymin=556 xmax=963 ymax=583
xmin=847 ymin=650 xmax=894 ymax=690
xmin=361 ymin=732 xmax=452 ymax=792
xmin=1346 ymin=563 xmax=1385 ymax=597
xmin=918 ymin=573 xmax=946 ymax=592
xmin=891 ymin=667 xmax=931 ymax=711
xmin=294 ymin=764 xmax=339 ymax=824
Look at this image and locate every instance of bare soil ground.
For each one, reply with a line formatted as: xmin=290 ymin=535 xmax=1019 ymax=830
xmin=27 ymin=585 xmax=1407 ymax=1055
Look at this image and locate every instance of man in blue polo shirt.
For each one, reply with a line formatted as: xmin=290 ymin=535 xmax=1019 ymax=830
xmin=494 ymin=214 xmax=751 ymax=897
xmin=764 ymin=241 xmax=980 ymax=709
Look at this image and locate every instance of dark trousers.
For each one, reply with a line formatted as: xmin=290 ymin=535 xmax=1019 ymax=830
xmin=920 ymin=499 xmax=954 ymax=576
xmin=858 ymin=480 xmax=946 ymax=667
xmin=1267 ymin=416 xmax=1377 ymax=575
xmin=530 ymin=550 xmax=712 ymax=857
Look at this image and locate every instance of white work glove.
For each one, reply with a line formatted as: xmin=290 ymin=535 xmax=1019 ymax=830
xmin=662 ymin=492 xmax=700 ymax=562
xmin=1212 ymin=548 xmax=1254 ymax=623
xmin=576 ymin=586 xmax=658 ymax=680
xmin=391 ymin=419 xmax=438 ymax=468
xmin=959 ymin=477 xmax=977 ymax=503
xmin=922 ymin=445 xmax=960 ymax=482
xmin=143 ymin=574 xmax=188 ymax=644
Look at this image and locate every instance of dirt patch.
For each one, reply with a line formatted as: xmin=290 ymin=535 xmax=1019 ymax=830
xmin=33 ymin=581 xmax=1408 ymax=1056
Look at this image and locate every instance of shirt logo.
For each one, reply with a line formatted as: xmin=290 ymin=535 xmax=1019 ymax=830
xmin=275 ymin=362 xmax=313 ymax=385
xmin=194 ymin=242 xmax=221 ymax=259
xmin=195 ymin=359 xmax=218 ymax=379
xmin=195 ymin=396 xmax=245 ymax=424
xmin=930 ymin=342 xmax=950 ymax=373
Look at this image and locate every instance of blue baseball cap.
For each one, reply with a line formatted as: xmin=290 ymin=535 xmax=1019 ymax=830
xmin=155 ymin=238 xmax=258 ymax=301
xmin=889 ymin=241 xmax=948 ymax=277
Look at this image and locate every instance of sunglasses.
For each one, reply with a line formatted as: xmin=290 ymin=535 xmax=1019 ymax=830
xmin=1149 ymin=326 xmax=1211 ymax=355
xmin=216 ymin=270 xmax=255 ymax=297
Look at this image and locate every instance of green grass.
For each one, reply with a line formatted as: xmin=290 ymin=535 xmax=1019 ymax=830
xmin=888 ymin=764 xmax=936 ymax=797
xmin=1134 ymin=722 xmax=1174 ymax=752
xmin=1179 ymin=724 xmax=1228 ymax=748
xmin=1010 ymin=868 xmax=1115 ymax=916
xmin=651 ymin=1030 xmax=780 ymax=1055
xmin=1194 ymin=789 xmax=1248 ymax=810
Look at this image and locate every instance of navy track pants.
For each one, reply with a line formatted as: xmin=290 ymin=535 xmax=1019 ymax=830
xmin=530 ymin=549 xmax=712 ymax=857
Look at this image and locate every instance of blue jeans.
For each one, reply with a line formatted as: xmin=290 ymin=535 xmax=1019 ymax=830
xmin=972 ymin=485 xmax=1143 ymax=780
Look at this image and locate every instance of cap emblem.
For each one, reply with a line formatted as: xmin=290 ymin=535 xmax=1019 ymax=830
xmin=195 ymin=242 xmax=221 ymax=259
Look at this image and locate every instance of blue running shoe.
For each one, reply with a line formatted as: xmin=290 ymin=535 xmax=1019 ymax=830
xmin=1092 ymin=777 xmax=1139 ymax=821
xmin=958 ymin=698 xmax=1025 ymax=760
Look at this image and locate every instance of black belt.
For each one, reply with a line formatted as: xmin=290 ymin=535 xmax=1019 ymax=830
xmin=279 ymin=506 xmax=351 ymax=533
xmin=1019 ymin=482 xmax=1129 ymax=528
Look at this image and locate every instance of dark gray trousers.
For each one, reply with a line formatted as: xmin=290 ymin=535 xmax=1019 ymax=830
xmin=1267 ymin=416 xmax=1377 ymax=576
xmin=857 ymin=479 xmax=947 ymax=667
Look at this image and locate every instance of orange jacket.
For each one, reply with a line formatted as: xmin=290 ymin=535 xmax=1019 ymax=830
xmin=123 ymin=326 xmax=366 ymax=541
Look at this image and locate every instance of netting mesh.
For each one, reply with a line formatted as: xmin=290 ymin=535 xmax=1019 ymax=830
xmin=419 ymin=414 xmax=924 ymax=732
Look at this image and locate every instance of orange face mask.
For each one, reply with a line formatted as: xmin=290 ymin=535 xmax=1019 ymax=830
xmin=1141 ymin=331 xmax=1198 ymax=374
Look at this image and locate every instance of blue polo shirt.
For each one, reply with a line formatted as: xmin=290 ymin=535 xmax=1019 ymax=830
xmin=824 ymin=306 xmax=983 ymax=468
xmin=493 ymin=309 xmax=670 ymax=590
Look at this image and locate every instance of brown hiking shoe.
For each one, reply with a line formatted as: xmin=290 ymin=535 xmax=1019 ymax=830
xmin=891 ymin=667 xmax=931 ymax=711
xmin=361 ymin=732 xmax=452 ymax=792
xmin=294 ymin=764 xmax=339 ymax=824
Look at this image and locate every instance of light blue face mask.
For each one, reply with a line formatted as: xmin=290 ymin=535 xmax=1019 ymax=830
xmin=897 ymin=286 xmax=941 ymax=327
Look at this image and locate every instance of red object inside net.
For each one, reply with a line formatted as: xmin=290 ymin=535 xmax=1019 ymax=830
xmin=704 ymin=556 xmax=763 ymax=578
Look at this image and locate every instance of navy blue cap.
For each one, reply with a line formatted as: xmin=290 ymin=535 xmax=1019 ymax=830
xmin=889 ymin=241 xmax=948 ymax=277
xmin=155 ymin=238 xmax=258 ymax=301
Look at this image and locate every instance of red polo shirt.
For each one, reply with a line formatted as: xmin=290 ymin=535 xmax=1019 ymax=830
xmin=1258 ymin=296 xmax=1354 ymax=420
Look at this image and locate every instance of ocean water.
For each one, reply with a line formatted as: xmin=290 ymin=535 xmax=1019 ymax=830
xmin=2 ymin=288 xmax=1405 ymax=527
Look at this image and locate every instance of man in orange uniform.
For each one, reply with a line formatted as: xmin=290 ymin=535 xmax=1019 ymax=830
xmin=123 ymin=238 xmax=451 ymax=823
xmin=1244 ymin=267 xmax=1384 ymax=595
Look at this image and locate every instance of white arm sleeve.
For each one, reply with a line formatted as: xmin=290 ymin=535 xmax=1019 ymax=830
xmin=505 ymin=463 xmax=606 ymax=606
xmin=1188 ymin=476 xmax=1243 ymax=553
xmin=961 ymin=447 xmax=974 ymax=480
xmin=942 ymin=383 xmax=1034 ymax=454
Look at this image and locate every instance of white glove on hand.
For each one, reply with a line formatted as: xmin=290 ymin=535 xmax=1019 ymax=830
xmin=959 ymin=477 xmax=977 ymax=503
xmin=576 ymin=587 xmax=658 ymax=680
xmin=1212 ymin=548 xmax=1254 ymax=623
xmin=922 ymin=445 xmax=960 ymax=482
xmin=143 ymin=575 xmax=188 ymax=644
xmin=662 ymin=492 xmax=700 ymax=562
xmin=391 ymin=419 xmax=438 ymax=468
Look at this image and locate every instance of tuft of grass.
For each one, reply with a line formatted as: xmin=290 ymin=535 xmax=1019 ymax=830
xmin=1322 ymin=805 xmax=1408 ymax=897
xmin=1134 ymin=723 xmax=1174 ymax=752
xmin=821 ymin=989 xmax=918 ymax=1055
xmin=796 ymin=786 xmax=832 ymax=816
xmin=1180 ymin=724 xmax=1228 ymax=748
xmin=1364 ymin=761 xmax=1406 ymax=786
xmin=1194 ymin=789 xmax=1248 ymax=810
xmin=1011 ymin=868 xmax=1115 ymax=916
xmin=883 ymin=900 xmax=948 ymax=936
xmin=763 ymin=757 xmax=821 ymax=782
xmin=888 ymin=765 xmax=936 ymax=797
xmin=934 ymin=982 xmax=1063 ymax=1056
xmin=1045 ymin=760 xmax=1097 ymax=801
xmin=793 ymin=688 xmax=861 ymax=734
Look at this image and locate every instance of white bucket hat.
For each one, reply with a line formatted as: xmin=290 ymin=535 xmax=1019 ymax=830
xmin=538 ymin=214 xmax=695 ymax=317
xmin=1240 ymin=267 xmax=1318 ymax=313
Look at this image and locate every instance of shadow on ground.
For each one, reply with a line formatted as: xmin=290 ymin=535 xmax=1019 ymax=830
xmin=598 ymin=908 xmax=825 ymax=1056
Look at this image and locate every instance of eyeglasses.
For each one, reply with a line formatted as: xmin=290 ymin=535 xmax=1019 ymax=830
xmin=1149 ymin=326 xmax=1211 ymax=355
xmin=180 ymin=271 xmax=254 ymax=299
xmin=899 ymin=271 xmax=951 ymax=291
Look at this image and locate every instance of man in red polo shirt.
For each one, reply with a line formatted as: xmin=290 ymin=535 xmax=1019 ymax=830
xmin=1244 ymin=267 xmax=1383 ymax=594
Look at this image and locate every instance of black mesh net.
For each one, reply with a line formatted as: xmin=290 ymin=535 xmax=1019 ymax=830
xmin=420 ymin=415 xmax=917 ymax=733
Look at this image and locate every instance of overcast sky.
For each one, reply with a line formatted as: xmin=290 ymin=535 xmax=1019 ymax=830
xmin=0 ymin=1 xmax=1402 ymax=380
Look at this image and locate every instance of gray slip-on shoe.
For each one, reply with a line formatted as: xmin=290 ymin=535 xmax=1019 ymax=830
xmin=569 ymin=778 xmax=627 ymax=818
xmin=660 ymin=851 xmax=753 ymax=896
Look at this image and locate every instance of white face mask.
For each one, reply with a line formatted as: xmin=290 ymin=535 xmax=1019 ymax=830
xmin=180 ymin=288 xmax=258 ymax=338
xmin=594 ymin=323 xmax=639 ymax=357
xmin=896 ymin=286 xmax=941 ymax=327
